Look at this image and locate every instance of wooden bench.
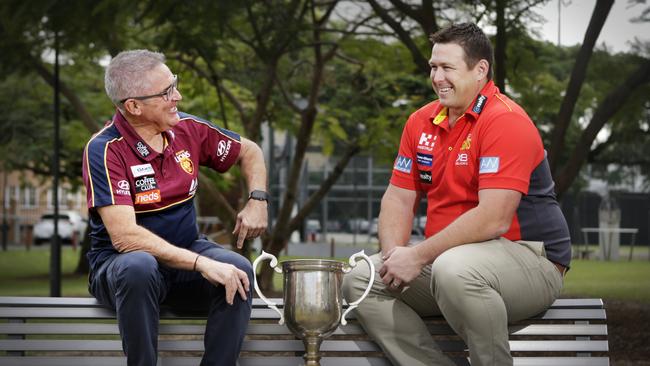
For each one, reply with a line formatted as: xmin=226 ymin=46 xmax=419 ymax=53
xmin=0 ymin=296 xmax=609 ymax=365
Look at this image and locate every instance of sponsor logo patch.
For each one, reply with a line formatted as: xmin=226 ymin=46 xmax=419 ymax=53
xmin=115 ymin=180 xmax=131 ymax=196
xmin=479 ymin=157 xmax=500 ymax=173
xmin=134 ymin=176 xmax=158 ymax=192
xmin=472 ymin=95 xmax=487 ymax=114
xmin=135 ymin=141 xmax=150 ymax=157
xmin=135 ymin=189 xmax=161 ymax=204
xmin=417 ymin=133 xmax=436 ymax=151
xmin=174 ymin=150 xmax=194 ymax=175
xmin=130 ymin=163 xmax=155 ymax=178
xmin=217 ymin=140 xmax=233 ymax=162
xmin=416 ymin=153 xmax=433 ymax=167
xmin=394 ymin=155 xmax=412 ymax=174
xmin=419 ymin=170 xmax=432 ymax=184
xmin=455 ymin=153 xmax=469 ymax=166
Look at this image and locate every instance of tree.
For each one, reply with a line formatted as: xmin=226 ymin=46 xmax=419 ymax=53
xmin=364 ymin=0 xmax=650 ymax=198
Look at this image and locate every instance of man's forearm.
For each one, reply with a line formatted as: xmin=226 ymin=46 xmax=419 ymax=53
xmin=239 ymin=139 xmax=267 ymax=192
xmin=112 ymin=226 xmax=201 ymax=271
xmin=414 ymin=204 xmax=508 ymax=264
xmin=378 ymin=193 xmax=416 ymax=255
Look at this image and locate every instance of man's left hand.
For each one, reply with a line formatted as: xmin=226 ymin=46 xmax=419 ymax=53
xmin=233 ymin=200 xmax=268 ymax=248
xmin=379 ymin=246 xmax=426 ymax=289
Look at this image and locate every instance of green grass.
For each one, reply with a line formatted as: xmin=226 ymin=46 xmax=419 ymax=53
xmin=1 ymin=247 xmax=649 ymax=303
xmin=0 ymin=247 xmax=89 ymax=296
xmin=562 ymin=259 xmax=650 ymax=302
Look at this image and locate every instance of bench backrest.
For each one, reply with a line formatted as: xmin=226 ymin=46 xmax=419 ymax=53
xmin=0 ymin=297 xmax=609 ymax=366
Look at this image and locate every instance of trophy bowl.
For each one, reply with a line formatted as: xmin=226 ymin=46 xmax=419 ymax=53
xmin=253 ymin=250 xmax=374 ymax=366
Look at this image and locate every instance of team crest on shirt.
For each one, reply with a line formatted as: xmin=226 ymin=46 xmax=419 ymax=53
xmin=460 ymin=134 xmax=472 ymax=150
xmin=174 ymin=150 xmax=194 ymax=175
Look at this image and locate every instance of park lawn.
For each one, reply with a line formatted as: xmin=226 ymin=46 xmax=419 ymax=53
xmin=562 ymin=259 xmax=650 ymax=302
xmin=0 ymin=247 xmax=649 ymax=302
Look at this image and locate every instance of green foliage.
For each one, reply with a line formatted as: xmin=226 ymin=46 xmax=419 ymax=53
xmin=1 ymin=0 xmax=649 ymax=204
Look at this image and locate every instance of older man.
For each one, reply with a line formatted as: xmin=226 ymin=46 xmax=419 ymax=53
xmin=82 ymin=49 xmax=268 ymax=366
xmin=343 ymin=23 xmax=570 ymax=366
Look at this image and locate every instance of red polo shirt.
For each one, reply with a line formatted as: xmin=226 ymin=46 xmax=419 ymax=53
xmin=390 ymin=81 xmax=571 ymax=266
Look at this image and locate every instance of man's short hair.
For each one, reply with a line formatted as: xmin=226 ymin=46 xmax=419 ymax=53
xmin=429 ymin=23 xmax=494 ymax=80
xmin=105 ymin=49 xmax=166 ymax=106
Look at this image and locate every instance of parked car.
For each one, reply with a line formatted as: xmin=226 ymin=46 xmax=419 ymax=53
xmin=33 ymin=211 xmax=87 ymax=245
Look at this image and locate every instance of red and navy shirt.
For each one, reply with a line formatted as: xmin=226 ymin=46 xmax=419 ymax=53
xmin=390 ymin=81 xmax=571 ymax=267
xmin=82 ymin=111 xmax=241 ymax=270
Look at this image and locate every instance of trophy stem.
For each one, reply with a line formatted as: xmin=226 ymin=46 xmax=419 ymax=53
xmin=302 ymin=335 xmax=323 ymax=366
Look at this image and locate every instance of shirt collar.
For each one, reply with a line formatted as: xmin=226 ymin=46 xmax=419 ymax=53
xmin=113 ymin=110 xmax=174 ymax=162
xmin=428 ymin=80 xmax=499 ymax=126
xmin=465 ymin=80 xmax=498 ymax=121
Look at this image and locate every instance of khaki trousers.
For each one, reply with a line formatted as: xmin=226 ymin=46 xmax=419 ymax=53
xmin=342 ymin=238 xmax=563 ymax=366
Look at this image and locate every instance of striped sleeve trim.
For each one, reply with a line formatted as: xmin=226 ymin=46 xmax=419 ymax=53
xmin=85 ymin=123 xmax=122 ymax=208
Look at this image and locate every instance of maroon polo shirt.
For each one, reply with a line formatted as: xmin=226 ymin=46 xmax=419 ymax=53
xmin=82 ymin=111 xmax=241 ymax=269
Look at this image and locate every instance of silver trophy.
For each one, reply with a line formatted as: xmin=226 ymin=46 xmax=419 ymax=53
xmin=253 ymin=250 xmax=375 ymax=366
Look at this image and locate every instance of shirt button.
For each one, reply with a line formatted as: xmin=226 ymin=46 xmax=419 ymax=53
xmin=448 ymin=147 xmax=453 ymax=151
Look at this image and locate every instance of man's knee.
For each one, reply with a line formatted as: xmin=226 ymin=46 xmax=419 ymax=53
xmin=431 ymin=248 xmax=481 ymax=297
xmin=111 ymin=251 xmax=160 ymax=290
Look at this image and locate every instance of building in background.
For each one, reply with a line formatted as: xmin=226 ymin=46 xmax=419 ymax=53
xmin=0 ymin=169 xmax=86 ymax=247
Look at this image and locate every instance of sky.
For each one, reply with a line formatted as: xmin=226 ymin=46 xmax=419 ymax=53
xmin=534 ymin=0 xmax=649 ymax=53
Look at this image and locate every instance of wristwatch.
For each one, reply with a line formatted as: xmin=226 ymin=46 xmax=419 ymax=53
xmin=248 ymin=190 xmax=269 ymax=202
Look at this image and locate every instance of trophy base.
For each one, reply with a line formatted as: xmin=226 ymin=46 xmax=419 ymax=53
xmin=302 ymin=335 xmax=323 ymax=366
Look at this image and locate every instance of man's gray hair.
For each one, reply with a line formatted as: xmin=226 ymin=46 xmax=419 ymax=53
xmin=105 ymin=49 xmax=166 ymax=106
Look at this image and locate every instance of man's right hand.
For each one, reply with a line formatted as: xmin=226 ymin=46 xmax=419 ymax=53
xmin=195 ymin=256 xmax=250 ymax=305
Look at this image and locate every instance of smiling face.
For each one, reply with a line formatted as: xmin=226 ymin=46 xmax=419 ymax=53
xmin=124 ymin=63 xmax=182 ymax=133
xmin=429 ymin=42 xmax=488 ymax=118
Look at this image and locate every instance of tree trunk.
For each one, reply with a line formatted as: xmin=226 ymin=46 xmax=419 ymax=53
xmin=494 ymin=0 xmax=507 ymax=91
xmin=548 ymin=0 xmax=614 ymax=172
xmin=554 ymin=58 xmax=650 ymax=197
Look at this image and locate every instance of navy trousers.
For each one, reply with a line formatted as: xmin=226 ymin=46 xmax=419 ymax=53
xmin=89 ymin=239 xmax=253 ymax=366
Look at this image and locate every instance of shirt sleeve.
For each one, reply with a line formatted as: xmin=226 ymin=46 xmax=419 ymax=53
xmin=195 ymin=121 xmax=242 ymax=173
xmin=389 ymin=116 xmax=420 ymax=191
xmin=476 ymin=111 xmax=544 ymax=194
xmin=83 ymin=139 xmax=133 ymax=209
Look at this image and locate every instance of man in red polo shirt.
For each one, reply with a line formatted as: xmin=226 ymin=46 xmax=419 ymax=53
xmin=82 ymin=50 xmax=268 ymax=366
xmin=343 ymin=23 xmax=570 ymax=366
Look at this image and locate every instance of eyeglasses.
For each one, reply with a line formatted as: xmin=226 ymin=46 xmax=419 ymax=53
xmin=119 ymin=74 xmax=178 ymax=104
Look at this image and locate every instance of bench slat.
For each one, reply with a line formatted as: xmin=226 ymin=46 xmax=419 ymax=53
xmin=0 ymin=323 xmax=608 ymax=337
xmin=0 ymin=357 xmax=393 ymax=366
xmin=0 ymin=339 xmax=609 ymax=353
xmin=0 ymin=307 xmax=607 ymax=321
xmin=0 ymin=356 xmax=612 ymax=366
xmin=0 ymin=297 xmax=604 ymax=309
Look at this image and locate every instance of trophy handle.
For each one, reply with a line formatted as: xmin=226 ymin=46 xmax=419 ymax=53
xmin=252 ymin=251 xmax=285 ymax=324
xmin=340 ymin=250 xmax=375 ymax=326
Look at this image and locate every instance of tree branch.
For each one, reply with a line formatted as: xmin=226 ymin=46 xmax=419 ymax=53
xmin=288 ymin=143 xmax=361 ymax=232
xmin=30 ymin=57 xmax=101 ymax=133
xmin=366 ymin=0 xmax=430 ymax=74
xmin=555 ymin=57 xmax=650 ymax=196
xmin=548 ymin=0 xmax=614 ymax=172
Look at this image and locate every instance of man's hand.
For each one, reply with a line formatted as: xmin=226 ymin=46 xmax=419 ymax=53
xmin=196 ymin=257 xmax=250 ymax=305
xmin=379 ymin=246 xmax=426 ymax=290
xmin=233 ymin=199 xmax=268 ymax=248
